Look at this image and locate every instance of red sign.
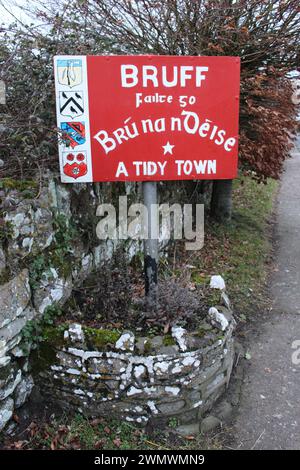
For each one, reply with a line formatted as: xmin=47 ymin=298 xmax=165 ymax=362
xmin=54 ymin=55 xmax=240 ymax=183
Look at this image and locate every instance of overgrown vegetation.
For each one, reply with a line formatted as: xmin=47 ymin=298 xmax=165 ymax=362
xmin=0 ymin=412 xmax=226 ymax=450
xmin=83 ymin=326 xmax=121 ymax=350
xmin=21 ymin=303 xmax=64 ymax=354
xmin=57 ymin=176 xmax=276 ymax=333
xmin=69 ymin=249 xmax=135 ymax=324
xmin=0 ymin=178 xmax=38 ymax=193
xmin=176 ymin=175 xmax=278 ymax=318
xmin=28 ymin=212 xmax=77 ymax=289
xmin=63 ymin=252 xmax=209 ymax=333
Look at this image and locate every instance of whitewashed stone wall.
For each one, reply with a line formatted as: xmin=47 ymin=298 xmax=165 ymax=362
xmin=0 ymin=270 xmax=34 ymax=429
xmin=0 ymin=175 xmax=140 ymax=431
xmin=0 ymin=174 xmax=235 ymax=431
xmin=35 ymin=305 xmax=235 ymax=427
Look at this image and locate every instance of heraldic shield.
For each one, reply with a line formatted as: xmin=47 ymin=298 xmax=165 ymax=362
xmin=62 ymin=151 xmax=88 ymax=179
xmin=57 ymin=59 xmax=82 ymax=88
xmin=61 ymin=122 xmax=86 ymax=148
xmin=59 ymin=91 xmax=84 ymax=119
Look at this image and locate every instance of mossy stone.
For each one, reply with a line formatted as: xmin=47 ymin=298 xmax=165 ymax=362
xmin=0 ymin=178 xmax=38 ymax=192
xmin=163 ymin=334 xmax=176 ymax=347
xmin=83 ymin=327 xmax=121 ymax=351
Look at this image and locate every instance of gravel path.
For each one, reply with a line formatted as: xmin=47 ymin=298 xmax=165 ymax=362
xmin=233 ymin=137 xmax=300 ymax=450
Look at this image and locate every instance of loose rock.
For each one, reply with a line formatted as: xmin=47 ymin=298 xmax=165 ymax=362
xmin=176 ymin=422 xmax=200 ymax=436
xmin=200 ymin=415 xmax=221 ymax=433
xmin=210 ymin=275 xmax=226 ymax=290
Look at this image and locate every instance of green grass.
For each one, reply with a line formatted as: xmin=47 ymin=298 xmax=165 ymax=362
xmin=183 ymin=176 xmax=278 ymax=317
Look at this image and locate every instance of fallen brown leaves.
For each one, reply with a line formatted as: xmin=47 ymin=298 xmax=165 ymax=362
xmin=1 ymin=415 xmax=146 ymax=451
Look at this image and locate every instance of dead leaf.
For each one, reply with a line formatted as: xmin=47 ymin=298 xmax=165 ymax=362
xmin=104 ymin=426 xmax=111 ymax=435
xmin=113 ymin=438 xmax=121 ymax=448
xmin=12 ymin=413 xmax=20 ymax=423
xmin=94 ymin=439 xmax=105 ymax=449
xmin=90 ymin=418 xmax=103 ymax=427
xmin=14 ymin=440 xmax=26 ymax=449
xmin=50 ymin=438 xmax=58 ymax=450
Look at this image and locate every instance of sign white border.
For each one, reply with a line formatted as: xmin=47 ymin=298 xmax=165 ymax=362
xmin=54 ymin=55 xmax=93 ymax=183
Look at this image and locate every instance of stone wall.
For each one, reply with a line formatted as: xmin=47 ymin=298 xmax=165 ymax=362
xmin=35 ymin=303 xmax=235 ymax=428
xmin=0 ymin=174 xmax=141 ymax=431
xmin=0 ymin=172 xmax=233 ymax=432
xmin=0 ymin=270 xmax=34 ymax=428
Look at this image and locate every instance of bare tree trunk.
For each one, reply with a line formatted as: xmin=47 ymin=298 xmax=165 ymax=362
xmin=210 ymin=180 xmax=233 ymax=223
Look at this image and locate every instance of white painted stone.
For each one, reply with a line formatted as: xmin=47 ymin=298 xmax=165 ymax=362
xmin=51 ymin=365 xmax=63 ymax=371
xmin=208 ymin=307 xmax=229 ymax=331
xmin=68 ymin=323 xmax=85 ymax=343
xmin=165 ymin=386 xmax=180 ymax=396
xmin=127 ymin=386 xmax=142 ymax=397
xmin=133 ymin=365 xmax=146 ymax=379
xmin=171 ymin=326 xmax=187 ymax=352
xmin=136 ymin=416 xmax=148 ymax=423
xmin=147 ymin=400 xmax=158 ymax=415
xmin=182 ymin=356 xmax=196 ymax=366
xmin=154 ymin=361 xmax=169 ymax=375
xmin=210 ymin=275 xmax=226 ymax=290
xmin=192 ymin=400 xmax=203 ymax=408
xmin=115 ymin=332 xmax=135 ymax=352
xmin=66 ymin=368 xmax=81 ymax=375
xmin=171 ymin=364 xmax=183 ymax=374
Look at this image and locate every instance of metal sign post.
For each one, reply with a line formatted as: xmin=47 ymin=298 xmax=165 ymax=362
xmin=142 ymin=181 xmax=158 ymax=301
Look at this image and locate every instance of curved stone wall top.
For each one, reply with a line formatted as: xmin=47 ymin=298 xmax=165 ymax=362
xmin=35 ymin=302 xmax=236 ymax=428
